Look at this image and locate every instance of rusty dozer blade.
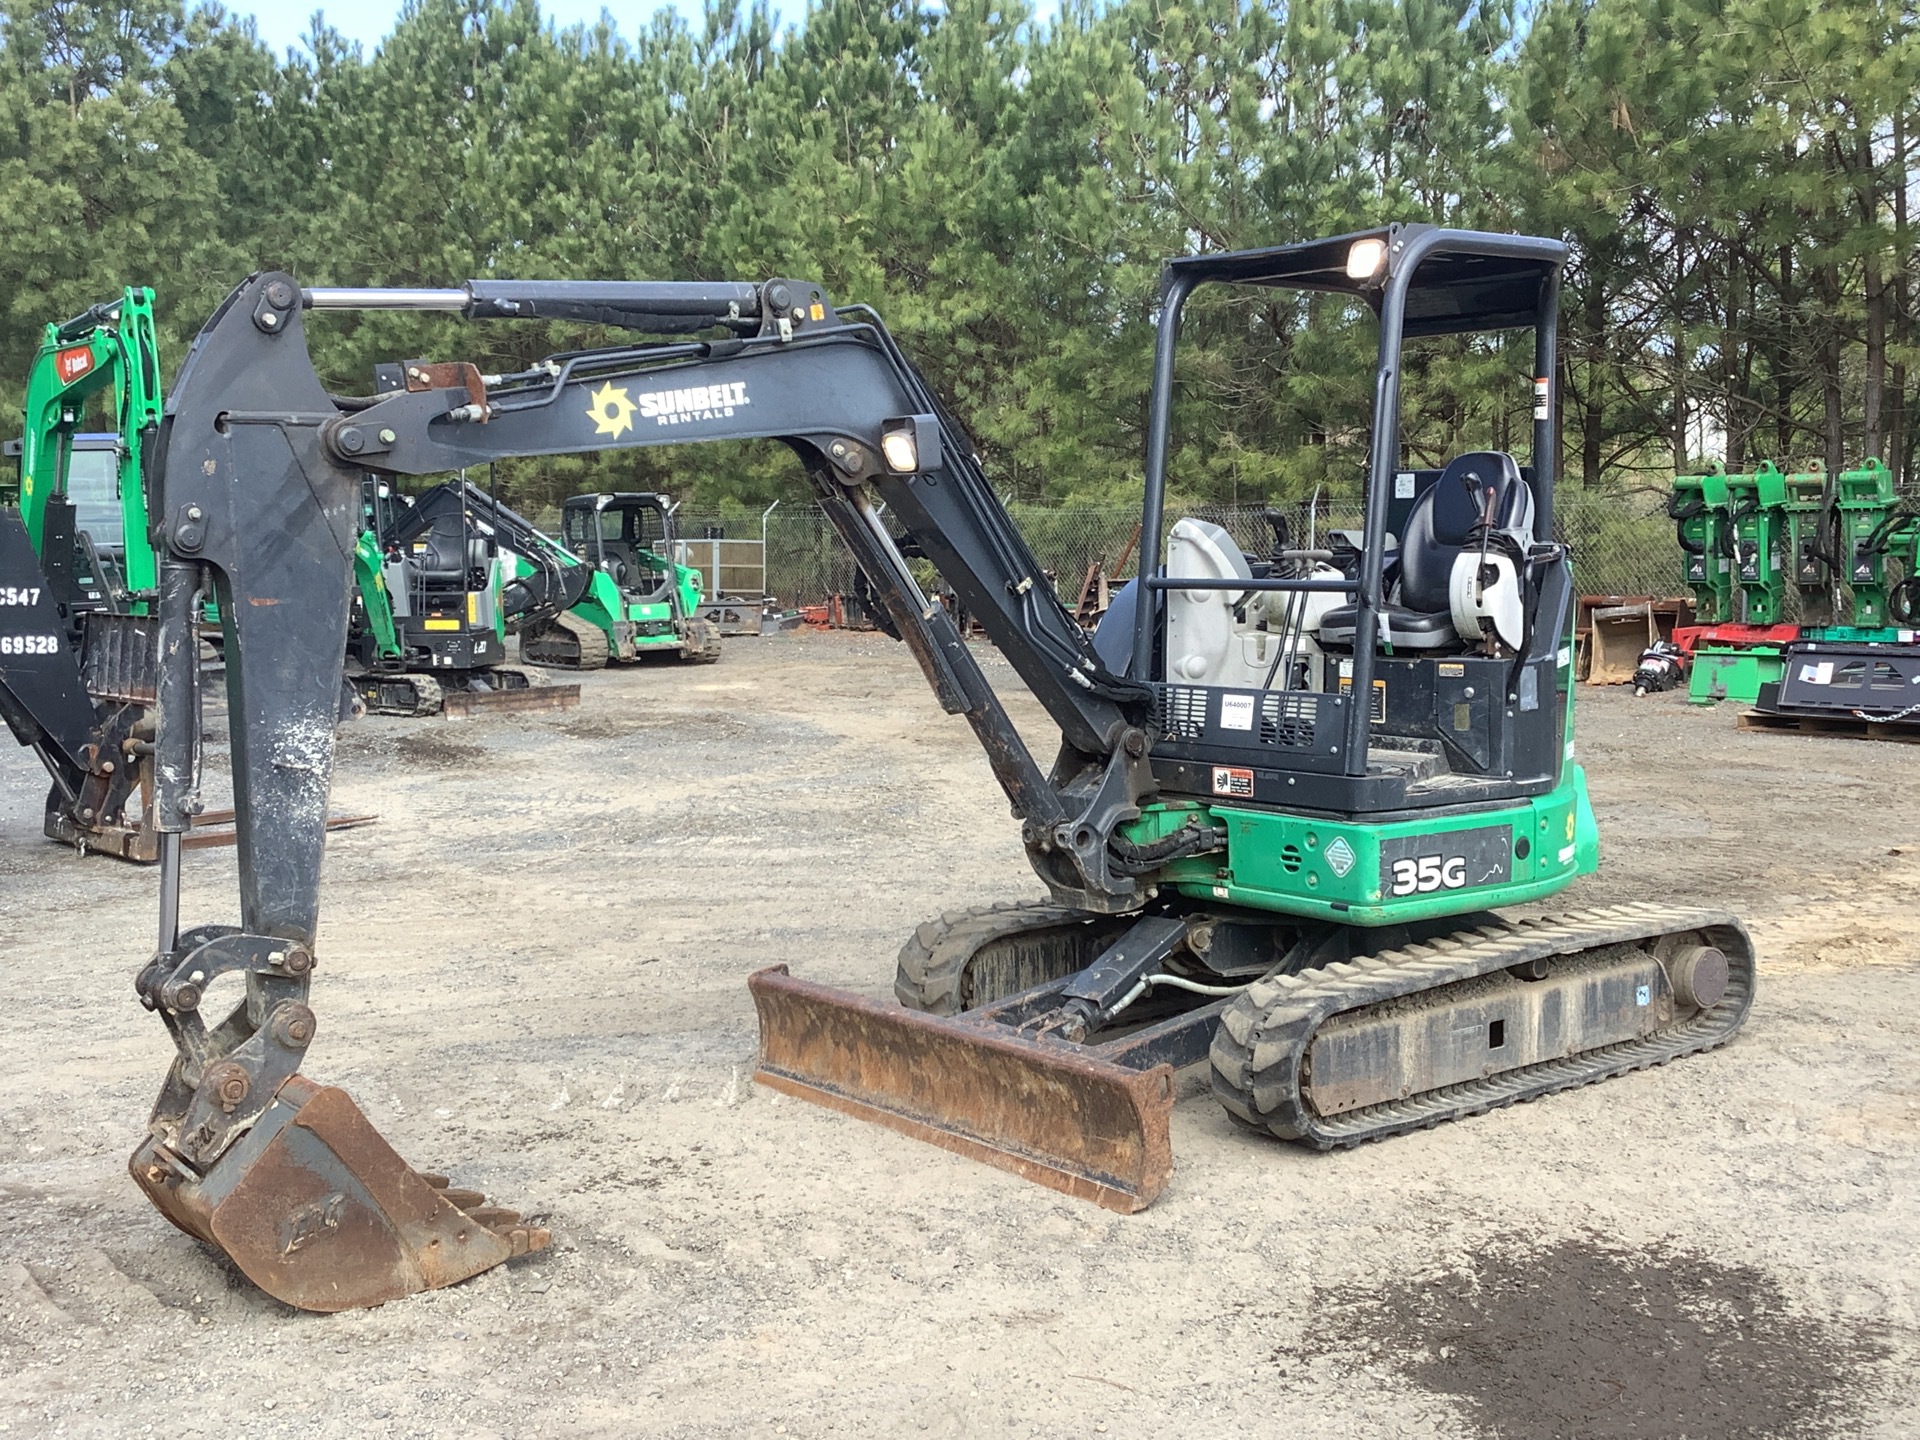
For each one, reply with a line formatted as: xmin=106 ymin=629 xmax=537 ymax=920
xmin=749 ymin=966 xmax=1174 ymax=1213
xmin=131 ymin=1075 xmax=548 ymax=1313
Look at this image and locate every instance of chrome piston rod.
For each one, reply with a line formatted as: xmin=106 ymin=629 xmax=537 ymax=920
xmin=302 ymin=287 xmax=470 ymax=311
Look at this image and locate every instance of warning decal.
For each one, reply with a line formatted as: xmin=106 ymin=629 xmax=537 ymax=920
xmin=1211 ymin=766 xmax=1255 ymax=798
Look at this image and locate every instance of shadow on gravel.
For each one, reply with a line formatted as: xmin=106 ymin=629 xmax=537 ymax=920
xmin=1297 ymin=1234 xmax=1886 ymax=1439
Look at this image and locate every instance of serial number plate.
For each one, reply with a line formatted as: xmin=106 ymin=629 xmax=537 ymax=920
xmin=1378 ymin=825 xmax=1512 ymax=897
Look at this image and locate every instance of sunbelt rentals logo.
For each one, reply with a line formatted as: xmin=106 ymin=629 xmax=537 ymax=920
xmin=639 ymin=381 xmax=749 ymax=427
xmin=587 ymin=380 xmax=750 ymax=438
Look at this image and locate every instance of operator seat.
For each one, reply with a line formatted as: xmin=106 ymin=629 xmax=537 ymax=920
xmin=415 ymin=519 xmax=491 ymax=587
xmin=1318 ymin=451 xmax=1533 ymax=650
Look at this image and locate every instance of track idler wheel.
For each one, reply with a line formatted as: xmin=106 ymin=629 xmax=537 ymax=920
xmin=131 ymin=1076 xmax=547 ymax=1312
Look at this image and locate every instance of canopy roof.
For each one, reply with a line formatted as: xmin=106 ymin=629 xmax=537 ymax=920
xmin=1163 ymin=224 xmax=1565 ymax=337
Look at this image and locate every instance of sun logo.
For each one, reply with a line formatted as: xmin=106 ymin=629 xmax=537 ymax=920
xmin=586 ymin=382 xmax=637 ymax=439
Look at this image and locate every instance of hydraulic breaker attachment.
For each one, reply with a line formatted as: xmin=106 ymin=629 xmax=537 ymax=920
xmin=132 ymin=1077 xmax=547 ymax=1313
xmin=749 ymin=966 xmax=1178 ymax=1212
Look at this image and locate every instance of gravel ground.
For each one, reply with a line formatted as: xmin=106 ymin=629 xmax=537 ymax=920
xmin=1 ymin=629 xmax=1915 ymax=1439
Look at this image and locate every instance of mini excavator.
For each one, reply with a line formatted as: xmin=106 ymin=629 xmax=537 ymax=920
xmin=64 ymin=226 xmax=1751 ymax=1313
xmin=0 ymin=290 xmax=167 ymax=859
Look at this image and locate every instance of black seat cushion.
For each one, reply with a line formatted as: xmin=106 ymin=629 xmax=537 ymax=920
xmin=1399 ymin=451 xmax=1529 ymax=613
xmin=1317 ymin=452 xmax=1530 ymax=652
xmin=1316 ymin=600 xmax=1463 ymax=650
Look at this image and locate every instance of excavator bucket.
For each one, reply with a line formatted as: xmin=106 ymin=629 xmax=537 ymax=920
xmin=749 ymin=966 xmax=1175 ymax=1212
xmin=131 ymin=1076 xmax=547 ymax=1313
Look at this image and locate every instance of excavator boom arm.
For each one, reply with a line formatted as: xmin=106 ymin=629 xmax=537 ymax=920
xmin=155 ymin=272 xmax=1157 ymax=913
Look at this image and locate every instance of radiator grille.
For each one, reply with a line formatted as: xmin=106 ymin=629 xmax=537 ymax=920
xmin=1156 ymin=685 xmax=1209 ymax=740
xmin=1259 ymin=691 xmax=1319 ymax=748
xmin=1155 ymin=684 xmax=1321 ymax=749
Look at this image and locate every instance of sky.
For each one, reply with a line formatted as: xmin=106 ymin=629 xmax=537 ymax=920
xmin=235 ymin=1 xmax=704 ymax=57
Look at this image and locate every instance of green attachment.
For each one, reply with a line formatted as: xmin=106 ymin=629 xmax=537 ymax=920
xmin=1670 ymin=467 xmax=1732 ymax=622
xmin=1723 ymin=463 xmax=1788 ymax=625
xmin=1686 ymin=645 xmax=1786 ymax=705
xmin=1834 ymin=457 xmax=1908 ymax=628
xmin=1778 ymin=463 xmax=1835 ymax=623
xmin=1804 ymin=623 xmax=1915 ymax=644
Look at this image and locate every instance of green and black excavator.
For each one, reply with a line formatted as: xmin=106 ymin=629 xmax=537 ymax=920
xmin=1 ymin=289 xmax=168 ymax=858
xmin=7 ymin=287 xmax=163 ymax=614
xmin=347 ymin=472 xmax=578 ymax=716
xmin=31 ymin=231 xmax=1752 ymax=1313
xmin=341 ymin=362 xmax=579 ymax=717
xmin=2 ymin=291 xmax=372 ymax=859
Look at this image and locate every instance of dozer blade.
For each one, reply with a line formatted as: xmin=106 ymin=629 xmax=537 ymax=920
xmin=440 ymin=682 xmax=581 ymax=718
xmin=131 ymin=1075 xmax=547 ymax=1313
xmin=749 ymin=966 xmax=1174 ymax=1213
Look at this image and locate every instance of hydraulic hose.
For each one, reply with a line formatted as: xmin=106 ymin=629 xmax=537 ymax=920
xmin=1108 ymin=818 xmax=1228 ymax=875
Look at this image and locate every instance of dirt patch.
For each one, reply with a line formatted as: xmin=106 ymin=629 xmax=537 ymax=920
xmin=559 ymin=710 xmax=752 ymax=742
xmin=394 ymin=730 xmax=485 ymax=769
xmin=1299 ymin=1235 xmax=1886 ymax=1440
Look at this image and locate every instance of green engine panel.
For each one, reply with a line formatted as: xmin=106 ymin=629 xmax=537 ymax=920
xmin=1136 ymin=766 xmax=1599 ymax=926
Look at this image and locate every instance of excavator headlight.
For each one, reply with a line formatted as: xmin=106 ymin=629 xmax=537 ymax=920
xmin=882 ymin=415 xmax=942 ymax=475
xmin=881 ymin=429 xmax=918 ymax=473
xmin=1345 ymin=237 xmax=1387 ymax=280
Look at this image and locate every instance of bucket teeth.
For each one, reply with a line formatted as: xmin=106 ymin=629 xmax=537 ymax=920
xmin=464 ymin=1204 xmax=525 ymax=1229
xmin=405 ymin=1180 xmax=551 ymax=1251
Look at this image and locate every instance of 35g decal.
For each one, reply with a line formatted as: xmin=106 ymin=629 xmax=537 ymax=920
xmin=1388 ymin=854 xmax=1468 ymax=895
xmin=1377 ymin=825 xmax=1512 ymax=899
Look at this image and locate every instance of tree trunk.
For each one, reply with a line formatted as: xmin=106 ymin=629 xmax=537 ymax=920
xmin=1820 ymin=268 xmax=1846 ymax=477
xmin=1671 ymin=229 xmax=1689 ymax=474
xmin=1722 ymin=261 xmax=1744 ymax=469
xmin=1860 ymin=129 xmax=1887 ymax=461
xmin=1776 ymin=244 xmax=1796 ymax=460
xmin=1891 ymin=109 xmax=1912 ymax=488
xmin=1583 ymin=278 xmax=1605 ymax=488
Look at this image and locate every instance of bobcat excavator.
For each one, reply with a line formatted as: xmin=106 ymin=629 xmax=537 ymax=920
xmin=347 ymin=471 xmax=576 ymax=716
xmin=87 ymin=225 xmax=1751 ymax=1313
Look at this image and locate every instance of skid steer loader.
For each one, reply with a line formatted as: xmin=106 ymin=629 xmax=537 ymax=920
xmin=76 ymin=227 xmax=1750 ymax=1312
xmin=518 ymin=492 xmax=720 ymax=668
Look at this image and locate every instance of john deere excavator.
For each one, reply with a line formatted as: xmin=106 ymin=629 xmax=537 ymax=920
xmin=68 ymin=227 xmax=1751 ymax=1313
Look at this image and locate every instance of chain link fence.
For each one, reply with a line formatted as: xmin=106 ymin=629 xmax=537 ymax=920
xmin=674 ymin=495 xmax=1684 ymax=610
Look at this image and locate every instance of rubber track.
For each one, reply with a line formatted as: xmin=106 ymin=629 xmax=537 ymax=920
xmin=681 ymin=618 xmax=723 ymax=665
xmin=521 ymin=612 xmax=610 ymax=670
xmin=360 ymin=672 xmax=443 ymax=717
xmin=485 ymin=664 xmax=550 ymax=690
xmin=894 ymin=900 xmax=1134 ymax=1016
xmin=1209 ymin=901 xmax=1755 ymax=1149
